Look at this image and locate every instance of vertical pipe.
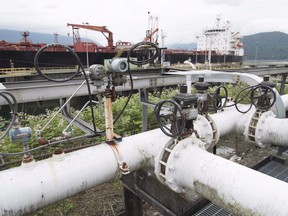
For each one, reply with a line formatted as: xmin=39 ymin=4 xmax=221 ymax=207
xmin=104 ymin=96 xmax=114 ymax=141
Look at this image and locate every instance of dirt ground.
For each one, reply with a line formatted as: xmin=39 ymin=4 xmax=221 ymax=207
xmin=24 ymin=133 xmax=272 ymax=216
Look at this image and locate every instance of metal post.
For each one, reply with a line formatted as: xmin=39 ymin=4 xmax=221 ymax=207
xmin=86 ymin=31 xmax=89 ymax=68
xmin=123 ymin=188 xmax=143 ymax=216
xmin=82 ymin=22 xmax=89 ymax=68
xmin=141 ymin=89 xmax=148 ymax=132
xmin=279 ymin=74 xmax=287 ymax=95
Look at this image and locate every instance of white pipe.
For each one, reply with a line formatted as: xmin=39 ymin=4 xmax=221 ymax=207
xmin=254 ymin=111 xmax=288 ymax=147
xmin=209 ymin=105 xmax=255 ymax=137
xmin=162 ymin=137 xmax=288 ymax=216
xmin=0 ymin=128 xmax=170 ymax=215
xmin=0 ymin=144 xmax=118 ymax=215
xmin=281 ymin=94 xmax=288 ymax=111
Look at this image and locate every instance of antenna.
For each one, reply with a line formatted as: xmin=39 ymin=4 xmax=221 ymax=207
xmin=161 ymin=29 xmax=167 ymax=47
xmin=54 ymin=33 xmax=59 ymax=44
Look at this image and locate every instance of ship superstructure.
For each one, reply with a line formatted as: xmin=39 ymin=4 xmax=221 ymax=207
xmin=197 ymin=15 xmax=244 ymax=56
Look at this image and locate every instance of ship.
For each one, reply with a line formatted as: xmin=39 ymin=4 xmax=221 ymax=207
xmin=0 ymin=16 xmax=244 ymax=69
xmin=164 ymin=15 xmax=244 ymax=65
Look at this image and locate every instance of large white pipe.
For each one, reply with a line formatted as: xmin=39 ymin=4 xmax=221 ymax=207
xmin=161 ymin=137 xmax=288 ymax=216
xmin=281 ymin=94 xmax=288 ymax=111
xmin=0 ymin=128 xmax=170 ymax=216
xmin=254 ymin=111 xmax=288 ymax=147
xmin=209 ymin=105 xmax=256 ymax=137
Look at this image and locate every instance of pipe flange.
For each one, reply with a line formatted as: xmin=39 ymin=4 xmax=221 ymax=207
xmin=154 ymin=138 xmax=176 ymax=184
xmin=254 ymin=111 xmax=276 ymax=147
xmin=164 ymin=137 xmax=205 ymax=193
xmin=155 ymin=136 xmax=205 ymax=193
xmin=194 ymin=114 xmax=215 ymax=148
xmin=205 ymin=114 xmax=219 ymax=147
xmin=245 ymin=110 xmax=264 ymax=147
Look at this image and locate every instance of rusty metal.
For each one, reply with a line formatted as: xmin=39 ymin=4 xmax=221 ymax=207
xmin=53 ymin=148 xmax=64 ymax=155
xmin=104 ymin=86 xmax=116 ymax=102
xmin=108 ymin=140 xmax=130 ymax=175
xmin=22 ymin=155 xmax=34 ymax=164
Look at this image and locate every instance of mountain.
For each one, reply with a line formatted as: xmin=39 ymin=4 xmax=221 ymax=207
xmin=0 ymin=29 xmax=73 ymax=45
xmin=242 ymin=31 xmax=288 ymax=60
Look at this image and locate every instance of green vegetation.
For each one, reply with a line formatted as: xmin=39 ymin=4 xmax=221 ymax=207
xmin=0 ymin=88 xmax=177 ymax=163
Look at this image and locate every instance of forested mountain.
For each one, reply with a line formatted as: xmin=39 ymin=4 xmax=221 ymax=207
xmin=0 ymin=29 xmax=72 ymax=44
xmin=243 ymin=31 xmax=288 ymax=60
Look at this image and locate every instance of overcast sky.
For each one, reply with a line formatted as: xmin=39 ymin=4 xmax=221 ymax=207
xmin=1 ymin=0 xmax=288 ymax=46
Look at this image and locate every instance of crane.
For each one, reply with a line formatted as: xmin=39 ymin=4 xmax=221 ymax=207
xmin=67 ymin=23 xmax=114 ymax=48
xmin=144 ymin=28 xmax=159 ymax=42
xmin=144 ymin=12 xmax=159 ymax=43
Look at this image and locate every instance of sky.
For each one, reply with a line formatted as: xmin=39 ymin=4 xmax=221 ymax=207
xmin=1 ymin=0 xmax=288 ymax=46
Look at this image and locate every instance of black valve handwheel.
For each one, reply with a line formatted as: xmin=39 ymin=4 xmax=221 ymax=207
xmin=154 ymin=100 xmax=185 ymax=138
xmin=250 ymin=85 xmax=276 ymax=110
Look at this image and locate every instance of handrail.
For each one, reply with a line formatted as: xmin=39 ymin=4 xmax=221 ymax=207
xmin=0 ymin=66 xmax=78 ymax=77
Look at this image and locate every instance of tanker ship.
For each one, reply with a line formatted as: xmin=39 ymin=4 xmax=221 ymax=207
xmin=0 ymin=16 xmax=244 ymax=69
xmin=164 ymin=15 xmax=244 ymax=65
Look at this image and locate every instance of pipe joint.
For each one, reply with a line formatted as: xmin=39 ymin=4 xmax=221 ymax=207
xmin=155 ymin=136 xmax=205 ymax=192
xmin=245 ymin=110 xmax=277 ymax=147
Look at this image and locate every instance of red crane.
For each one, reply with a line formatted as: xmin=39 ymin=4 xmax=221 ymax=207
xmin=67 ymin=23 xmax=114 ymax=48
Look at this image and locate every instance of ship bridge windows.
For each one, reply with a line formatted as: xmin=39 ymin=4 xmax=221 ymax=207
xmin=205 ymin=29 xmax=225 ymax=33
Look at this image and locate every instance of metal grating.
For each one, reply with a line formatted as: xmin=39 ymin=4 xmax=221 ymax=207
xmin=193 ymin=159 xmax=288 ymax=216
xmin=193 ymin=203 xmax=232 ymax=216
xmin=258 ymin=160 xmax=288 ymax=182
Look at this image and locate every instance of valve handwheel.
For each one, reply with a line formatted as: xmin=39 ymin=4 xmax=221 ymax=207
xmin=154 ymin=100 xmax=185 ymax=138
xmin=212 ymin=85 xmax=228 ymax=110
xmin=251 ymin=85 xmax=276 ymax=110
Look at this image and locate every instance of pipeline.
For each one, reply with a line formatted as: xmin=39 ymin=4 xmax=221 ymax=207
xmin=158 ymin=137 xmax=288 ymax=216
xmin=2 ymin=125 xmax=288 ymax=215
xmin=251 ymin=111 xmax=288 ymax=147
xmin=0 ymin=128 xmax=170 ymax=215
xmin=2 ymin=96 xmax=288 ymax=214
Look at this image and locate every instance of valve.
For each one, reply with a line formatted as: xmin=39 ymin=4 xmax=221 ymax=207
xmin=251 ymin=76 xmax=276 ymax=111
xmin=154 ymin=93 xmax=198 ymax=138
xmin=9 ymin=119 xmax=33 ymax=163
xmin=193 ymin=76 xmax=210 ymax=114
